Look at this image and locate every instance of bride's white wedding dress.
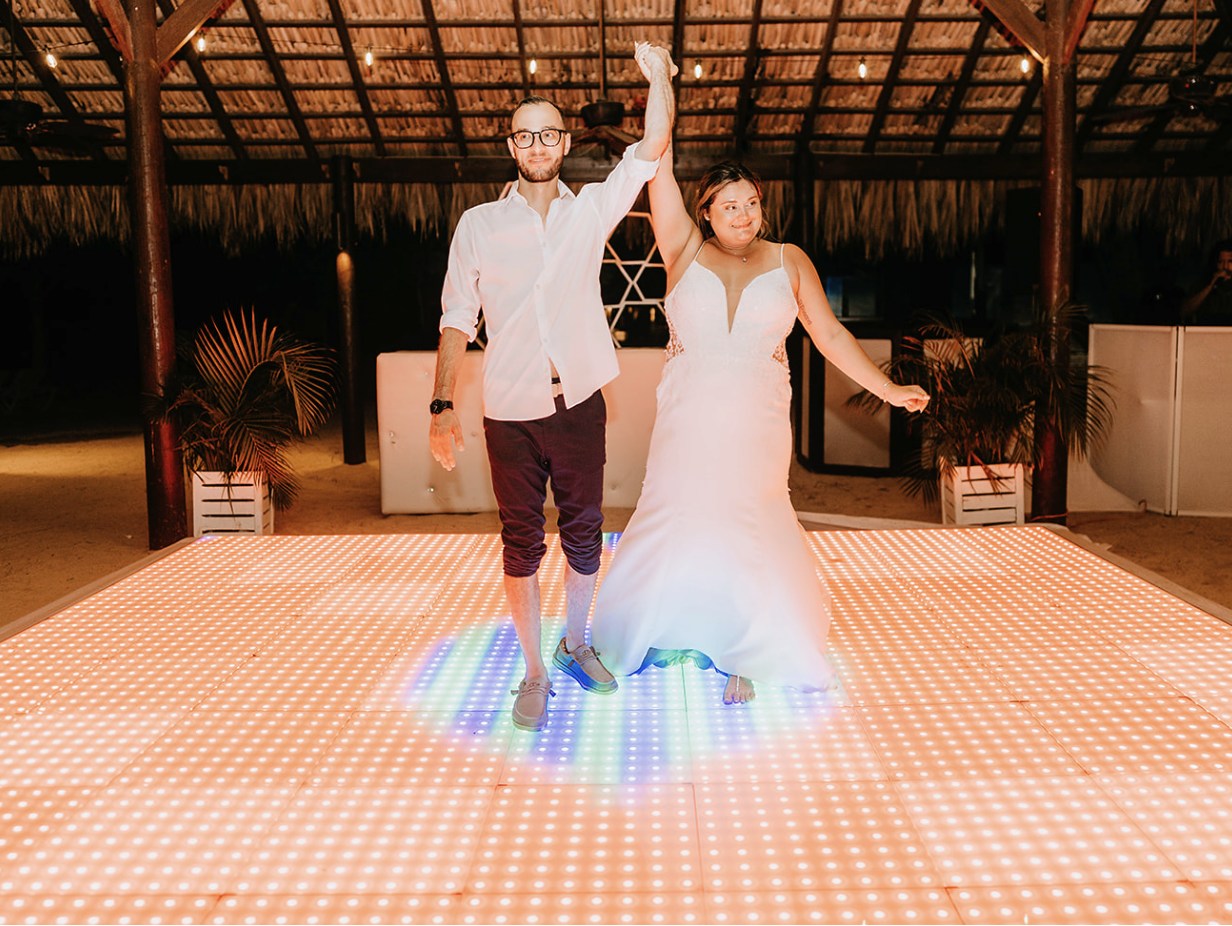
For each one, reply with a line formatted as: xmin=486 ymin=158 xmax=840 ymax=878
xmin=591 ymin=243 xmax=835 ymax=690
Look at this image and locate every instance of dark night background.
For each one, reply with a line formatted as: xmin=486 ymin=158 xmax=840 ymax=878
xmin=0 ymin=206 xmax=1211 ymax=442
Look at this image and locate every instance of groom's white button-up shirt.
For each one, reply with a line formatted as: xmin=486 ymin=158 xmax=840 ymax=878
xmin=439 ymin=141 xmax=660 ymax=422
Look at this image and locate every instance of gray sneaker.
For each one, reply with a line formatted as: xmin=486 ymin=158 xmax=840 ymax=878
xmin=552 ymin=638 xmax=618 ymax=694
xmin=510 ymin=677 xmax=555 ymax=731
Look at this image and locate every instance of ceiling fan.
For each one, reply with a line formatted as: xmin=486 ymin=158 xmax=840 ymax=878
xmin=1 ymin=5 xmax=120 ymax=152
xmin=1090 ymin=0 xmax=1232 ymax=126
xmin=1091 ymin=69 xmax=1232 ymax=125
xmin=569 ymin=7 xmax=638 ymax=156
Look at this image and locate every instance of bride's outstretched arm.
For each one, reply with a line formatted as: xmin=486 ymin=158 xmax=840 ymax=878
xmin=788 ymin=244 xmax=930 ymax=413
xmin=647 ymin=143 xmax=703 ymax=279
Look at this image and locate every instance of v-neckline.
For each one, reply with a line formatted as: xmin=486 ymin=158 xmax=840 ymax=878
xmin=692 ymin=261 xmax=783 ymax=334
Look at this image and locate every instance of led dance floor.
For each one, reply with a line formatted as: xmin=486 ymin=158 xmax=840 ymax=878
xmin=3 ymin=526 xmax=1232 ymax=925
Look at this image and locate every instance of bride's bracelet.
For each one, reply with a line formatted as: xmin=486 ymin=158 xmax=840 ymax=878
xmin=880 ymin=380 xmax=893 ymax=402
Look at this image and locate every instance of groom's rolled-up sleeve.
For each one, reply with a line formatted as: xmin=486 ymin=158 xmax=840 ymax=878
xmin=586 ymin=141 xmax=663 ymax=234
xmin=439 ymin=212 xmax=482 ymax=341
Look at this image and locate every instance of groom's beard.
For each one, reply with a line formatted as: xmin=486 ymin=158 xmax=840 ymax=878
xmin=516 ymin=160 xmax=563 ymax=183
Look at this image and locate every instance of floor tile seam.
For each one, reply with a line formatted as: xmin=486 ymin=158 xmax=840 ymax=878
xmin=9 ymin=704 xmax=203 ymax=798
xmin=1096 ymin=644 xmax=1232 ymax=702
xmin=889 ymin=768 xmax=1186 ymax=882
xmin=853 ymin=701 xmax=1092 ymax=780
xmin=941 ymin=876 xmax=1212 ymax=906
xmin=1000 ymin=702 xmax=1164 ymax=777
xmin=170 ymin=640 xmax=327 ymax=715
xmin=976 ymin=654 xmax=1192 ymax=702
xmin=1020 ymin=693 xmax=1232 ymax=729
xmin=116 ymin=707 xmax=359 ymax=793
xmin=195 ymin=640 xmax=424 ymax=708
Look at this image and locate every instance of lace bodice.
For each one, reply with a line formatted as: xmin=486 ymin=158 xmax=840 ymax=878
xmin=664 ymin=247 xmax=796 ymax=368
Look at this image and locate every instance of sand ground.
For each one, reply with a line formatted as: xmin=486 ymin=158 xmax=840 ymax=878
xmin=3 ymin=420 xmax=1231 ymax=631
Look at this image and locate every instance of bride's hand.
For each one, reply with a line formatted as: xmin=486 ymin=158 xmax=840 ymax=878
xmin=885 ymin=383 xmax=930 ymax=412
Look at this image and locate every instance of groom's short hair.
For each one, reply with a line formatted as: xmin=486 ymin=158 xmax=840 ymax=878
xmin=511 ymin=95 xmax=565 ymax=128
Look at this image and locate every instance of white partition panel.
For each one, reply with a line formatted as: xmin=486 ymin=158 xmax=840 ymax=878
xmin=1088 ymin=325 xmax=1178 ymax=514
xmin=377 ymin=349 xmax=665 ymax=514
xmin=823 ymin=337 xmax=893 ymax=469
xmin=1176 ymin=328 xmax=1232 ymax=516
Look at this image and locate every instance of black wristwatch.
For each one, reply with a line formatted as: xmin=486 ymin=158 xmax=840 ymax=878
xmin=429 ymin=399 xmax=453 ymax=416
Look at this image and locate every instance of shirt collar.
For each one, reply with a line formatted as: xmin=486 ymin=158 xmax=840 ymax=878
xmin=503 ymin=178 xmax=576 ymax=207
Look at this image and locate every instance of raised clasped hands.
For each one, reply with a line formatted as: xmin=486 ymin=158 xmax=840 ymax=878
xmin=633 ymin=41 xmax=678 ymax=80
xmin=886 ymin=384 xmax=931 ymax=413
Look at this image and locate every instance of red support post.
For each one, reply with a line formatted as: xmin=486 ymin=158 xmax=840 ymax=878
xmin=1032 ymin=0 xmax=1076 ymax=524
xmin=126 ymin=0 xmax=187 ymax=548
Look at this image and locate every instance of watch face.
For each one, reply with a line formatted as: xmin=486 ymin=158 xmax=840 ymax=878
xmin=430 ymin=400 xmax=452 ymax=415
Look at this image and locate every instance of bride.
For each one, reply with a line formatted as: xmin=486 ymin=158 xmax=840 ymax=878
xmin=591 ymin=49 xmax=930 ymax=705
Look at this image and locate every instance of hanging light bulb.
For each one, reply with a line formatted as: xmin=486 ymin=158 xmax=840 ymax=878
xmin=195 ymin=33 xmax=206 ymax=53
xmin=45 ymin=49 xmax=58 ymax=68
xmin=364 ymin=47 xmax=374 ymax=68
xmin=694 ymin=61 xmax=702 ymax=79
xmin=1020 ymin=55 xmax=1030 ymax=74
xmin=529 ymin=57 xmax=538 ymax=75
xmin=858 ymin=56 xmax=867 ymax=80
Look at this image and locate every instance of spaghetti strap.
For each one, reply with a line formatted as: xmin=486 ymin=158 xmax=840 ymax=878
xmin=779 ymin=242 xmax=785 ymax=267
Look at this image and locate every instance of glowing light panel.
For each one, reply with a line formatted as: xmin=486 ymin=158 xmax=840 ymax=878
xmin=0 ymin=526 xmax=1229 ymax=925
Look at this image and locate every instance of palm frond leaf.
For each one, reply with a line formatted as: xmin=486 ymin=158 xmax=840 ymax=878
xmin=145 ymin=308 xmax=338 ymax=511
xmin=847 ymin=303 xmax=1116 ymax=503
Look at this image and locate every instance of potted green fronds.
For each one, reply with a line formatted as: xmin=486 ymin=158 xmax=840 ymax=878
xmin=851 ymin=303 xmax=1115 ymax=524
xmin=149 ymin=309 xmax=337 ymax=534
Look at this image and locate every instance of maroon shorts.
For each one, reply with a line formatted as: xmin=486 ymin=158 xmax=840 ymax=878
xmin=484 ymin=390 xmax=606 ymax=578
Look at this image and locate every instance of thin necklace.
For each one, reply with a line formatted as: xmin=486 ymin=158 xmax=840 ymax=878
xmin=711 ymin=239 xmax=754 ymax=262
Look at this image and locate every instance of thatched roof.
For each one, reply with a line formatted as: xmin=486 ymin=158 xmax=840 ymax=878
xmin=2 ymin=0 xmax=1230 ymax=256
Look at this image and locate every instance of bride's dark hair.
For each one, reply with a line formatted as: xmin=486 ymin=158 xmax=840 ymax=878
xmin=694 ymin=161 xmax=770 ymax=240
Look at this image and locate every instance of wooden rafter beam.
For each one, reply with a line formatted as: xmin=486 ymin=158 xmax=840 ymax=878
xmin=153 ymin=0 xmax=243 ymax=160
xmin=799 ymin=0 xmax=843 ymax=144
xmin=155 ymin=0 xmax=231 ymax=66
xmin=238 ymin=0 xmax=317 ymax=159
xmin=1062 ymin=0 xmax=1097 ymax=62
xmin=998 ymin=65 xmax=1042 ymax=155
xmin=62 ymin=0 xmax=126 ymax=82
xmin=733 ymin=0 xmax=765 ymax=151
xmin=420 ymin=0 xmax=467 ymax=158
xmin=92 ymin=0 xmax=132 ymax=61
xmin=934 ymin=18 xmax=991 ymax=154
xmin=325 ymin=0 xmax=385 ymax=156
xmin=511 ymin=0 xmax=531 ymax=96
xmin=971 ymin=0 xmax=1044 ymax=61
xmin=1076 ymin=0 xmax=1166 ymax=148
xmin=671 ymin=0 xmax=685 ymax=101
xmin=864 ymin=0 xmax=923 ymax=154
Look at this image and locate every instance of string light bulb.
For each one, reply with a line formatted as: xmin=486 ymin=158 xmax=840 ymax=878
xmin=1020 ymin=55 xmax=1030 ymax=74
xmin=195 ymin=33 xmax=206 ymax=53
xmin=364 ymin=46 xmax=374 ymax=67
xmin=45 ymin=50 xmax=57 ymax=68
xmin=694 ymin=61 xmax=702 ymax=79
xmin=858 ymin=56 xmax=867 ymax=80
xmin=529 ymin=57 xmax=537 ymax=75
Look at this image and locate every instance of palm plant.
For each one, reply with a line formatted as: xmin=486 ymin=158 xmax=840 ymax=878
xmin=149 ymin=309 xmax=337 ymax=510
xmin=851 ymin=303 xmax=1115 ymax=503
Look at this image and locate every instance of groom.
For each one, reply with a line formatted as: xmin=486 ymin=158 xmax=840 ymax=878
xmin=428 ymin=43 xmax=678 ymax=731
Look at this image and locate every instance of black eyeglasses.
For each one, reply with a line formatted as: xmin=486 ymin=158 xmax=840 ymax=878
xmin=508 ymin=128 xmax=565 ymax=148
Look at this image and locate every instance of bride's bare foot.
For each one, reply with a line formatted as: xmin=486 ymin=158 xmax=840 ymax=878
xmin=723 ymin=675 xmax=755 ymax=704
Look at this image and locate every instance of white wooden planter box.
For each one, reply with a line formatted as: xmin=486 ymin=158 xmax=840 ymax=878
xmin=191 ymin=471 xmax=274 ymax=537
xmin=940 ymin=463 xmax=1026 ymax=526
